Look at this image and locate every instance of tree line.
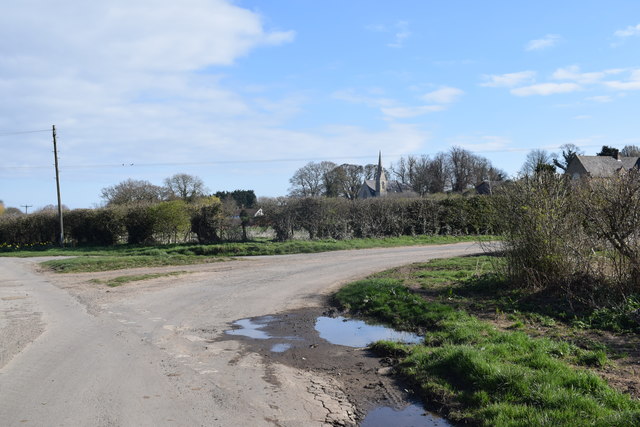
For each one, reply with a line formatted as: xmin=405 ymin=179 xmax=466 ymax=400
xmin=288 ymin=146 xmax=506 ymax=198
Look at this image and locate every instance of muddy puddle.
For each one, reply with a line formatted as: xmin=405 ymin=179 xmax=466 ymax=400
xmin=223 ymin=309 xmax=449 ymax=426
xmin=226 ymin=314 xmax=422 ymax=349
xmin=315 ymin=316 xmax=423 ymax=347
xmin=361 ymin=403 xmax=451 ymax=426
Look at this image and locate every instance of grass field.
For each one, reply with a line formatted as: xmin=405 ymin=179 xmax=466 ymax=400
xmin=334 ymin=256 xmax=640 ymax=426
xmin=0 ymin=235 xmax=490 ymax=273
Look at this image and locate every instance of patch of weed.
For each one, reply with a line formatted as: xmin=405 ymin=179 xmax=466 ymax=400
xmin=90 ymin=271 xmax=189 ymax=287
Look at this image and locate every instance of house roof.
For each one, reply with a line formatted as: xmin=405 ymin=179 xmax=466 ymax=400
xmin=568 ymin=155 xmax=640 ymax=177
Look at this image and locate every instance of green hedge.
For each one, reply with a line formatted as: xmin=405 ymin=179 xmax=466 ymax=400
xmin=0 ymin=195 xmax=494 ymax=247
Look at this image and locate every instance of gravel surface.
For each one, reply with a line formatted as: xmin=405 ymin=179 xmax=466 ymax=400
xmin=0 ymin=243 xmax=482 ymax=426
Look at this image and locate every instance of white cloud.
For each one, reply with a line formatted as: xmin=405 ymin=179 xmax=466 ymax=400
xmin=452 ymin=135 xmax=512 ymax=153
xmin=511 ymin=83 xmax=582 ymax=96
xmin=552 ymin=66 xmax=602 ymax=84
xmin=614 ymin=23 xmax=640 ymax=38
xmin=481 ymin=71 xmax=536 ymax=88
xmin=525 ymin=34 xmax=561 ymax=51
xmin=381 ymin=105 xmax=445 ymax=118
xmin=331 ymin=89 xmax=395 ymax=108
xmin=586 ymin=95 xmax=614 ymax=103
xmin=552 ymin=65 xmax=623 ymax=84
xmin=604 ymin=69 xmax=640 ymax=90
xmin=367 ymin=20 xmax=411 ymax=48
xmin=334 ymin=86 xmax=455 ymax=119
xmin=388 ymin=21 xmax=411 ymax=48
xmin=0 ymin=0 xmax=299 ymax=186
xmin=422 ymin=87 xmax=464 ymax=104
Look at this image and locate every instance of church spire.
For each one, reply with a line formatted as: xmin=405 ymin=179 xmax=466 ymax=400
xmin=375 ymin=151 xmax=387 ymax=196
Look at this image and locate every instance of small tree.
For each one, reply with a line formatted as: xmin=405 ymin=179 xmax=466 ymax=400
xmin=152 ymin=200 xmax=191 ymax=243
xmin=553 ymin=143 xmax=583 ymax=171
xmin=214 ymin=190 xmax=257 ymax=208
xmin=519 ymin=149 xmax=555 ymax=177
xmin=491 ymin=172 xmax=590 ymax=290
xmin=164 ymin=173 xmax=207 ymax=202
xmin=578 ymin=170 xmax=640 ymax=291
xmin=101 ymin=179 xmax=163 ymax=206
xmin=124 ymin=204 xmax=157 ymax=244
xmin=288 ymin=161 xmax=336 ymax=198
xmin=190 ymin=196 xmax=224 ymax=243
xmin=597 ymin=145 xmax=619 ymax=158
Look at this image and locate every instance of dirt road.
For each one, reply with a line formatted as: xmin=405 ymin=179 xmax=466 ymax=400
xmin=0 ymin=243 xmax=482 ymax=426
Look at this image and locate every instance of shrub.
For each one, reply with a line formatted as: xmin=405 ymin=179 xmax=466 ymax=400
xmin=190 ymin=197 xmax=224 ymax=243
xmin=491 ymin=172 xmax=592 ymax=291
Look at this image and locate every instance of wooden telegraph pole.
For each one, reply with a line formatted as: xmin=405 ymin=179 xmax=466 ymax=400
xmin=52 ymin=125 xmax=64 ymax=247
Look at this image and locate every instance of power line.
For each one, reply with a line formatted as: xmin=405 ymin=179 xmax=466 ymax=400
xmin=0 ymin=155 xmax=386 ymax=170
xmin=0 ymin=144 xmax=610 ymax=171
xmin=0 ymin=129 xmax=50 ymax=137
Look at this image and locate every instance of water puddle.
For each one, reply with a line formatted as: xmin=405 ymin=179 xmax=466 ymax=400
xmin=225 ymin=317 xmax=273 ymax=340
xmin=225 ymin=312 xmax=448 ymax=426
xmin=270 ymin=343 xmax=292 ymax=353
xmin=361 ymin=403 xmax=451 ymax=427
xmin=315 ymin=316 xmax=422 ymax=348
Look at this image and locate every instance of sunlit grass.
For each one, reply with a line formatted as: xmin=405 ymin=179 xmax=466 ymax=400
xmin=17 ymin=235 xmax=491 ymax=273
xmin=89 ymin=271 xmax=190 ymax=287
xmin=334 ymin=258 xmax=640 ymax=426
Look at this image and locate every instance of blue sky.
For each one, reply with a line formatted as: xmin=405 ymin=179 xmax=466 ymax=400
xmin=2 ymin=0 xmax=640 ymax=209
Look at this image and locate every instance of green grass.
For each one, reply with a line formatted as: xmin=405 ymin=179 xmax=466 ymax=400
xmin=0 ymin=235 xmax=491 ymax=273
xmin=42 ymin=255 xmax=222 ymax=273
xmin=334 ymin=261 xmax=640 ymax=426
xmin=1 ymin=235 xmax=489 ymax=257
xmin=90 ymin=271 xmax=189 ymax=287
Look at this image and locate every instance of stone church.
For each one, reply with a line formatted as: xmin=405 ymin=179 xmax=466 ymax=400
xmin=357 ymin=152 xmax=416 ymax=199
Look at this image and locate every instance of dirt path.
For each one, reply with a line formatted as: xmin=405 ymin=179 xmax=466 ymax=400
xmin=0 ymin=243 xmax=482 ymax=426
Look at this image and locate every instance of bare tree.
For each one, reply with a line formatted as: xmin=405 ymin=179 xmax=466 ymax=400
xmin=519 ymin=149 xmax=555 ymax=177
xmin=101 ymin=179 xmax=164 ymax=206
xmin=288 ymin=161 xmax=336 ymax=198
xmin=363 ymin=163 xmax=378 ymax=180
xmin=621 ymin=145 xmax=640 ymax=157
xmin=163 ymin=173 xmax=207 ymax=202
xmin=336 ymin=164 xmax=366 ymax=200
xmin=427 ymin=153 xmax=451 ymax=193
xmin=448 ymin=146 xmax=478 ymax=192
xmin=552 ymin=143 xmax=584 ymax=171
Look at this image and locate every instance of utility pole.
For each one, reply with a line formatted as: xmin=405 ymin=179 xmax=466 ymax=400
xmin=21 ymin=204 xmax=32 ymax=214
xmin=52 ymin=125 xmax=64 ymax=247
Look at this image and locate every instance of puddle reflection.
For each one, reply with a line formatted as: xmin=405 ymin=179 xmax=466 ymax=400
xmin=315 ymin=316 xmax=422 ymax=348
xmin=361 ymin=403 xmax=451 ymax=427
xmin=225 ymin=317 xmax=272 ymax=340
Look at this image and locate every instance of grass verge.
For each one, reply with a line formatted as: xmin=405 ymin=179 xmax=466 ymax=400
xmin=89 ymin=271 xmax=189 ymax=287
xmin=42 ymin=255 xmax=222 ymax=273
xmin=2 ymin=235 xmax=491 ymax=273
xmin=334 ymin=258 xmax=640 ymax=426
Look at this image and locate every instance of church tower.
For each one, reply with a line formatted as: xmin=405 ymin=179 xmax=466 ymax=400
xmin=375 ymin=151 xmax=387 ymax=197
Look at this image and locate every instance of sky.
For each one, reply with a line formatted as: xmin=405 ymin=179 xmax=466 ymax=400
xmin=1 ymin=0 xmax=640 ymax=210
